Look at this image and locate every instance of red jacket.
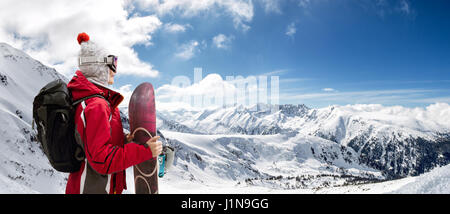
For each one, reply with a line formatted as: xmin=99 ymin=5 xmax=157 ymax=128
xmin=65 ymin=70 xmax=153 ymax=194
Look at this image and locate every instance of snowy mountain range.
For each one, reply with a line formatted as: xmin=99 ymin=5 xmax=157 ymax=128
xmin=0 ymin=42 xmax=449 ymax=193
xmin=155 ymin=102 xmax=450 ymax=179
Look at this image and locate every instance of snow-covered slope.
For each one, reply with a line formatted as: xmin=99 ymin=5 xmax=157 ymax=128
xmin=157 ymin=164 xmax=450 ymax=194
xmin=313 ymin=163 xmax=450 ymax=194
xmin=0 ymin=43 xmax=67 ymax=125
xmin=0 ymin=43 xmax=67 ymax=193
xmin=390 ymin=164 xmax=450 ymax=194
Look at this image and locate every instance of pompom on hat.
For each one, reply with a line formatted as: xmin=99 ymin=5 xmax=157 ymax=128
xmin=77 ymin=32 xmax=90 ymax=45
xmin=77 ymin=32 xmax=110 ymax=88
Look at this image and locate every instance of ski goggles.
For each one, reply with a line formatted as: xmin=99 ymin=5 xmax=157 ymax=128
xmin=107 ymin=55 xmax=118 ymax=73
xmin=79 ymin=55 xmax=118 ymax=73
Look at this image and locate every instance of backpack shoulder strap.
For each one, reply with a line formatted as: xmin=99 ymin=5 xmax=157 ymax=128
xmin=73 ymin=94 xmax=110 ymax=107
xmin=73 ymin=94 xmax=113 ymax=122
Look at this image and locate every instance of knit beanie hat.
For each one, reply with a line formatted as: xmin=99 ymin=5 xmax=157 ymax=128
xmin=77 ymin=32 xmax=110 ymax=88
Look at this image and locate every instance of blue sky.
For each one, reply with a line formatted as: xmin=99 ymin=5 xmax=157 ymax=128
xmin=1 ymin=0 xmax=448 ymax=108
xmin=112 ymin=0 xmax=450 ymax=108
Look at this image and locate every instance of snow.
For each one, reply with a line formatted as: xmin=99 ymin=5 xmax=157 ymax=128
xmin=390 ymin=164 xmax=450 ymax=194
xmin=312 ymin=164 xmax=450 ymax=194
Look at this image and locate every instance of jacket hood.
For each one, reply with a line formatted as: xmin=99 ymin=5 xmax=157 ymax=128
xmin=68 ymin=70 xmax=124 ymax=109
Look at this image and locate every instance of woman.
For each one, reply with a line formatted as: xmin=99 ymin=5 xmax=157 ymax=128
xmin=65 ymin=33 xmax=162 ymax=194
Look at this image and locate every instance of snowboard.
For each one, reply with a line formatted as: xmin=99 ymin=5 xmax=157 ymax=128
xmin=129 ymin=82 xmax=158 ymax=194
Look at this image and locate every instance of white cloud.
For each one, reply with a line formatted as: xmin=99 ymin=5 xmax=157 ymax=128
xmin=164 ymin=23 xmax=192 ymax=33
xmin=133 ymin=0 xmax=254 ymax=32
xmin=0 ymin=0 xmax=161 ymax=78
xmin=212 ymin=34 xmax=234 ymax=49
xmin=156 ymin=73 xmax=238 ymax=108
xmin=155 ymin=73 xmax=276 ymax=110
xmin=175 ymin=40 xmax=200 ymax=60
xmin=282 ymin=89 xmax=441 ymax=106
xmin=286 ymin=22 xmax=297 ymax=37
xmin=322 ymin=88 xmax=336 ymax=92
xmin=260 ymin=0 xmax=282 ymax=14
xmin=111 ymin=84 xmax=134 ymax=108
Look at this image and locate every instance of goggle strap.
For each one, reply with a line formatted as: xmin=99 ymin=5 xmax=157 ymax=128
xmin=79 ymin=56 xmax=115 ymax=66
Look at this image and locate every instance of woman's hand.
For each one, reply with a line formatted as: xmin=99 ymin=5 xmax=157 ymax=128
xmin=146 ymin=136 xmax=162 ymax=158
xmin=127 ymin=132 xmax=162 ymax=157
xmin=125 ymin=133 xmax=134 ymax=143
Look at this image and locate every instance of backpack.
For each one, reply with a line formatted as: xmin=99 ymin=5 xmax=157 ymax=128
xmin=32 ymin=79 xmax=107 ymax=173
